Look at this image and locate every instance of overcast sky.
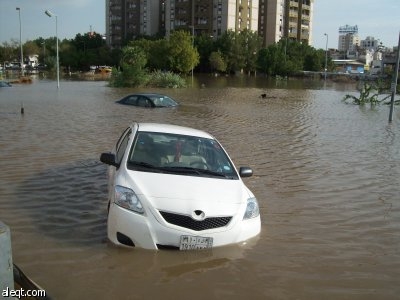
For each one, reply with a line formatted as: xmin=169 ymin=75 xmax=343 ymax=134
xmin=0 ymin=0 xmax=399 ymax=49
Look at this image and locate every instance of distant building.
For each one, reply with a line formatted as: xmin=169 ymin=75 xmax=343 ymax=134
xmin=27 ymin=55 xmax=39 ymax=68
xmin=360 ymin=36 xmax=381 ymax=52
xmin=338 ymin=25 xmax=360 ymax=53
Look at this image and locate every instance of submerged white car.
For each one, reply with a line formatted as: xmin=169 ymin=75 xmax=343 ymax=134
xmin=100 ymin=122 xmax=261 ymax=250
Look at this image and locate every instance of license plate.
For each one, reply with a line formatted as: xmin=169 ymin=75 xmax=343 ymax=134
xmin=179 ymin=235 xmax=213 ymax=250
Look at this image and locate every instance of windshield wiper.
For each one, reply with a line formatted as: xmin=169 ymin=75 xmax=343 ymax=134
xmin=196 ymin=169 xmax=229 ymax=178
xmin=161 ymin=166 xmax=230 ymax=178
xmin=161 ymin=166 xmax=202 ymax=175
xmin=128 ymin=161 xmax=162 ymax=171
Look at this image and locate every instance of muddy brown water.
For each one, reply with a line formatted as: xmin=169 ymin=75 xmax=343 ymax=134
xmin=0 ymin=77 xmax=399 ymax=299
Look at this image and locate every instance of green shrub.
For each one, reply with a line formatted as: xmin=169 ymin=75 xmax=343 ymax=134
xmin=147 ymin=70 xmax=187 ymax=88
xmin=109 ymin=66 xmax=149 ymax=87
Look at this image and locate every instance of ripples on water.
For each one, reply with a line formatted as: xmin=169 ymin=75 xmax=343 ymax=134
xmin=0 ymin=77 xmax=399 ymax=299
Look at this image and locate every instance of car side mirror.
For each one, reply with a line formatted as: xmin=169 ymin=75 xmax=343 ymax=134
xmin=100 ymin=152 xmax=119 ymax=167
xmin=239 ymin=167 xmax=253 ymax=178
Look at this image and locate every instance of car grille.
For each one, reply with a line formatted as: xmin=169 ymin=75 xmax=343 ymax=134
xmin=159 ymin=211 xmax=232 ymax=231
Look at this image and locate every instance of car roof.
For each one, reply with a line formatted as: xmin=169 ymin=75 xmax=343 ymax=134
xmin=128 ymin=93 xmax=169 ymax=97
xmin=135 ymin=123 xmax=214 ymax=139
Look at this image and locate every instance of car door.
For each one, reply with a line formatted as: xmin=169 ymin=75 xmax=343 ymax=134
xmin=107 ymin=127 xmax=132 ymax=207
xmin=115 ymin=127 xmax=131 ymax=166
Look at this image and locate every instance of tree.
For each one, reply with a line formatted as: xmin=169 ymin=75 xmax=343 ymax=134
xmin=69 ymin=32 xmax=109 ymax=70
xmin=0 ymin=40 xmax=19 ymax=63
xmin=214 ymin=30 xmax=261 ymax=74
xmin=167 ymin=30 xmax=199 ymax=74
xmin=256 ymin=43 xmax=286 ymax=76
xmin=209 ymin=51 xmax=227 ymax=73
xmin=216 ymin=30 xmax=245 ymax=73
xmin=110 ymin=45 xmax=149 ymax=87
xmin=239 ymin=29 xmax=262 ymax=74
xmin=23 ymin=41 xmax=40 ymax=57
xmin=130 ymin=38 xmax=169 ymax=71
xmin=195 ymin=33 xmax=215 ymax=72
xmin=304 ymin=53 xmax=322 ymax=71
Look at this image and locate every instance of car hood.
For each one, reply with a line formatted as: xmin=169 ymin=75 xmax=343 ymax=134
xmin=126 ymin=171 xmax=249 ymax=216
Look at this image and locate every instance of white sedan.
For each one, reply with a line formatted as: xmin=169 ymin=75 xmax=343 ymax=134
xmin=100 ymin=122 xmax=261 ymax=250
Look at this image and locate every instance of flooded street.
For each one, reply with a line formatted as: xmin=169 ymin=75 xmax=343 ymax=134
xmin=0 ymin=77 xmax=399 ymax=299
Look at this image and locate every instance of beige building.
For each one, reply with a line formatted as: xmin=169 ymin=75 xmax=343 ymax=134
xmin=164 ymin=0 xmax=258 ymax=38
xmin=258 ymin=0 xmax=314 ymax=47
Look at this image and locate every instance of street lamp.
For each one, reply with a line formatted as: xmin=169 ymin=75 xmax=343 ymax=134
xmin=41 ymin=42 xmax=46 ymax=64
xmin=16 ymin=7 xmax=24 ymax=76
xmin=45 ymin=10 xmax=59 ymax=88
xmin=324 ymin=33 xmax=328 ymax=80
xmin=191 ymin=0 xmax=195 ymax=86
xmin=190 ymin=25 xmax=194 ymax=86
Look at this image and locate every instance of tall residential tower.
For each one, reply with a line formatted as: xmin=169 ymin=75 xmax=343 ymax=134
xmin=106 ymin=0 xmax=161 ymax=49
xmin=106 ymin=0 xmax=314 ymax=48
xmin=258 ymin=0 xmax=314 ymax=47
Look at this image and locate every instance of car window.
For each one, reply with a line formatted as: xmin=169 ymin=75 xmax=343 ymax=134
xmin=127 ymin=131 xmax=238 ymax=179
xmin=149 ymin=96 xmax=177 ymax=107
xmin=124 ymin=96 xmax=138 ymax=106
xmin=137 ymin=97 xmax=151 ymax=107
xmin=160 ymin=96 xmax=177 ymax=107
xmin=150 ymin=96 xmax=161 ymax=106
xmin=116 ymin=127 xmax=131 ymax=164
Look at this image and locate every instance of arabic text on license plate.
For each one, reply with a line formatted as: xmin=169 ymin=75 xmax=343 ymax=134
xmin=179 ymin=235 xmax=213 ymax=250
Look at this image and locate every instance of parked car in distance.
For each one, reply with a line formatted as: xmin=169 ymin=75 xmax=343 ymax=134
xmin=116 ymin=93 xmax=178 ymax=108
xmin=0 ymin=80 xmax=12 ymax=87
xmin=100 ymin=122 xmax=261 ymax=250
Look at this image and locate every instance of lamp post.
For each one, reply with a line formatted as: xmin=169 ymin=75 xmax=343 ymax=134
xmin=388 ymin=32 xmax=400 ymax=122
xmin=16 ymin=7 xmax=24 ymax=76
xmin=45 ymin=10 xmax=59 ymax=88
xmin=41 ymin=42 xmax=46 ymax=64
xmin=191 ymin=0 xmax=195 ymax=86
xmin=324 ymin=33 xmax=328 ymax=80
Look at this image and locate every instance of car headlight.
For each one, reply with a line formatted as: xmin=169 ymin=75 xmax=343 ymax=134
xmin=243 ymin=197 xmax=260 ymax=220
xmin=114 ymin=185 xmax=144 ymax=214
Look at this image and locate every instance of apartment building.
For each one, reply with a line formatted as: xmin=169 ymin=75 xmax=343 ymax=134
xmin=106 ymin=0 xmax=314 ymax=49
xmin=164 ymin=0 xmax=258 ymax=39
xmin=258 ymin=0 xmax=314 ymax=47
xmin=105 ymin=0 xmax=160 ymax=49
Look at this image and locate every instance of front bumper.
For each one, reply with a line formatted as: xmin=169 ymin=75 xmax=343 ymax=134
xmin=107 ymin=203 xmax=261 ymax=250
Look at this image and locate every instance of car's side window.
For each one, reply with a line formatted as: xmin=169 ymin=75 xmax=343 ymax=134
xmin=137 ymin=97 xmax=151 ymax=107
xmin=125 ymin=96 xmax=138 ymax=106
xmin=116 ymin=128 xmax=131 ymax=164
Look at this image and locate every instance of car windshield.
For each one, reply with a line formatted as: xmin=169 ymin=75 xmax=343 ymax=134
xmin=128 ymin=131 xmax=238 ymax=179
xmin=149 ymin=95 xmax=177 ymax=107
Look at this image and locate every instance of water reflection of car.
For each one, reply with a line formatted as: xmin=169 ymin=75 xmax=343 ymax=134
xmin=116 ymin=93 xmax=179 ymax=108
xmin=100 ymin=122 xmax=261 ymax=250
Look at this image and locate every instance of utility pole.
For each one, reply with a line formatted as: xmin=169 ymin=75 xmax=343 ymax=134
xmin=324 ymin=33 xmax=328 ymax=80
xmin=191 ymin=0 xmax=194 ymax=87
xmin=16 ymin=7 xmax=24 ymax=76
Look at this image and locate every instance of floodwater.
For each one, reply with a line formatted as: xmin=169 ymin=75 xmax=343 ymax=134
xmin=0 ymin=76 xmax=399 ymax=300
